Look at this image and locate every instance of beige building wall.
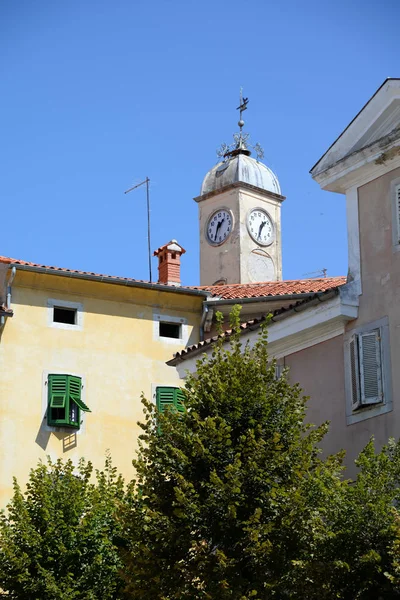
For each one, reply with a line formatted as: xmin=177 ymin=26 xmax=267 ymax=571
xmin=355 ymin=166 xmax=400 ymax=327
xmin=0 ymin=271 xmax=203 ymax=507
xmin=284 ymin=335 xmax=391 ymax=475
xmin=281 ymin=168 xmax=400 ymax=472
xmin=341 ymin=166 xmax=400 ymax=453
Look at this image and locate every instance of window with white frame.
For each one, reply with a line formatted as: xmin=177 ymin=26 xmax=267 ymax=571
xmin=153 ymin=312 xmax=188 ymax=344
xmin=395 ymin=184 xmax=400 ymax=243
xmin=391 ymin=180 xmax=400 ymax=249
xmin=349 ymin=329 xmax=383 ymax=409
xmin=345 ymin=316 xmax=392 ymax=425
xmin=47 ymin=299 xmax=83 ymax=330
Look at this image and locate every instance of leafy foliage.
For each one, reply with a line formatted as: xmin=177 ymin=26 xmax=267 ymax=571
xmin=3 ymin=307 xmax=400 ymax=598
xmin=123 ymin=306 xmax=400 ymax=599
xmin=0 ymin=454 xmax=125 ymax=599
xmin=312 ymin=439 xmax=400 ymax=599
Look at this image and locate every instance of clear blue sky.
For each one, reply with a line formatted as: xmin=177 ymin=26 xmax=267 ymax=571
xmin=1 ymin=0 xmax=399 ymax=285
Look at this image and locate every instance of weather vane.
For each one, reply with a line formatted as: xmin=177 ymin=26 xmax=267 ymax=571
xmin=236 ymin=87 xmax=249 ymax=133
xmin=217 ymin=89 xmax=264 ymax=161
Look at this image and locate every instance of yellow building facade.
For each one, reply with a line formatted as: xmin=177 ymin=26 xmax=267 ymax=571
xmin=0 ymin=258 xmax=206 ymax=507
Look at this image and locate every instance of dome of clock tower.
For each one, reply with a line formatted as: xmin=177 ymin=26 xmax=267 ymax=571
xmin=201 ymin=153 xmax=281 ymax=196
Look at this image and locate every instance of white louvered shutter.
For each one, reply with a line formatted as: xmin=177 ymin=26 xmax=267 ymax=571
xmin=359 ymin=329 xmax=383 ymax=405
xmin=396 ymin=184 xmax=400 ymax=244
xmin=349 ymin=335 xmax=361 ymax=409
xmin=275 ymin=364 xmax=283 ymax=380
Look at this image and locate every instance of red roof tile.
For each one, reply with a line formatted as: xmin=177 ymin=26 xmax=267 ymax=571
xmin=0 ymin=255 xmax=151 ymax=283
xmin=0 ymin=256 xmax=346 ymax=301
xmin=191 ymin=277 xmax=347 ymax=299
xmin=168 ymin=287 xmax=343 ymax=365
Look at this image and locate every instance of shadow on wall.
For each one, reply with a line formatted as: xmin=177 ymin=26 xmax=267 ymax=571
xmin=35 ymin=414 xmax=77 ymax=453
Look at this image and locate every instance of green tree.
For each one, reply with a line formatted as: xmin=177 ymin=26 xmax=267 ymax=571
xmin=0 ymin=454 xmax=125 ymax=599
xmin=122 ymin=307 xmax=365 ymax=599
xmin=314 ymin=438 xmax=400 ymax=599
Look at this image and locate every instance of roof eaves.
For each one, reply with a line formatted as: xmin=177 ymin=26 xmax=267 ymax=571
xmin=203 ymin=292 xmax=322 ymax=306
xmin=193 ymin=180 xmax=286 ymax=204
xmin=310 ymin=78 xmax=400 ymax=175
xmin=167 ymin=287 xmax=340 ymax=366
xmin=11 ymin=263 xmax=210 ymax=298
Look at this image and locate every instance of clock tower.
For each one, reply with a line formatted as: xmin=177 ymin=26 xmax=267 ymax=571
xmin=194 ymin=95 xmax=285 ymax=286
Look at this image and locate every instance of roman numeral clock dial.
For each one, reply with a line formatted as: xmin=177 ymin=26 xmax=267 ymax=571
xmin=206 ymin=209 xmax=233 ymax=245
xmin=247 ymin=208 xmax=274 ymax=246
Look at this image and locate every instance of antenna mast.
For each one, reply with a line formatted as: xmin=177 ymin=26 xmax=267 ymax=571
xmin=124 ymin=177 xmax=152 ymax=283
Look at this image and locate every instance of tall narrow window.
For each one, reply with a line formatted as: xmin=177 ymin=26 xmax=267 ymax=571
xmin=349 ymin=329 xmax=383 ymax=410
xmin=395 ymin=184 xmax=400 ymax=244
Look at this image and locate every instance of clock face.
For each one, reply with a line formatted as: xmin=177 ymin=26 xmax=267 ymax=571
xmin=247 ymin=208 xmax=274 ymax=246
xmin=206 ymin=209 xmax=233 ymax=245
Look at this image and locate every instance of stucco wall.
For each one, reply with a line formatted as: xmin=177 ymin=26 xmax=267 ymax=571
xmin=356 ymin=166 xmax=400 ymax=326
xmin=339 ymin=167 xmax=400 ymax=459
xmin=283 ymin=168 xmax=400 ymax=472
xmin=0 ymin=271 xmax=203 ymax=507
xmin=284 ymin=334 xmax=391 ymax=474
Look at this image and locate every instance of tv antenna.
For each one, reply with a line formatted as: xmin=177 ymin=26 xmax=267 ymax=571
xmin=124 ymin=177 xmax=152 ymax=283
xmin=303 ymin=268 xmax=328 ymax=279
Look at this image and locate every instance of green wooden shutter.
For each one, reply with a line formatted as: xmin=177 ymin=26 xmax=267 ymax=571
xmin=49 ymin=374 xmax=67 ymax=408
xmin=68 ymin=376 xmax=91 ymax=412
xmin=175 ymin=388 xmax=185 ymax=414
xmin=156 ymin=387 xmax=176 ymax=413
xmin=156 ymin=387 xmax=186 ymax=414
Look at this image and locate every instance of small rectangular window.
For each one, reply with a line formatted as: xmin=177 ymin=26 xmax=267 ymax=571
xmin=159 ymin=322 xmax=181 ymax=339
xmin=53 ymin=306 xmax=77 ymax=325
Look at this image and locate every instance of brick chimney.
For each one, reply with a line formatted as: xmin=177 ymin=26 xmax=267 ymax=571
xmin=153 ymin=240 xmax=186 ymax=286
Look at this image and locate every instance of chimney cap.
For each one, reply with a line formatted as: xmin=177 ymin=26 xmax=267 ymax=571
xmin=153 ymin=240 xmax=186 ymax=257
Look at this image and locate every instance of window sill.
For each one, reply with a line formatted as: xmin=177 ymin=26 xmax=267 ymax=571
xmin=158 ymin=335 xmax=185 ymax=344
xmin=346 ymin=400 xmax=392 ymax=425
xmin=50 ymin=426 xmax=80 ymax=432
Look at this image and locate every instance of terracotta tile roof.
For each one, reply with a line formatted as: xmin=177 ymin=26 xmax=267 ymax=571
xmin=167 ymin=287 xmax=343 ymax=366
xmin=168 ymin=315 xmax=266 ymax=365
xmin=0 ymin=255 xmax=346 ymax=301
xmin=0 ymin=255 xmax=152 ymax=283
xmin=191 ymin=276 xmax=347 ymax=299
xmin=0 ymin=256 xmax=207 ymax=296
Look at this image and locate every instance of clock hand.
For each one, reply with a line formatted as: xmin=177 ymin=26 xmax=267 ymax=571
xmin=215 ymin=218 xmax=225 ymax=238
xmin=257 ymin=221 xmax=266 ymax=239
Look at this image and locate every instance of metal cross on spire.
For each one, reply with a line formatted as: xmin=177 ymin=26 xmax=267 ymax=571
xmin=236 ymin=87 xmax=249 ymax=133
xmin=216 ymin=89 xmax=264 ymax=162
